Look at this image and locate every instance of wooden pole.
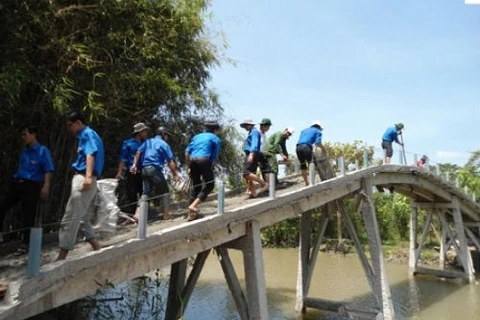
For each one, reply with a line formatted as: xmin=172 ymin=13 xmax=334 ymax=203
xmin=295 ymin=211 xmax=312 ymax=313
xmin=165 ymin=259 xmax=188 ymax=320
xmin=409 ymin=205 xmax=418 ymax=276
xmin=451 ymin=196 xmax=475 ymax=282
xmin=216 ymin=246 xmax=249 ymax=320
xmin=360 ymin=177 xmax=396 ymax=320
xmin=243 ymin=220 xmax=269 ymax=319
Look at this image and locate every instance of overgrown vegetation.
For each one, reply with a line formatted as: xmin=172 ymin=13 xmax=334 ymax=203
xmin=0 ymin=0 xmax=242 ymax=235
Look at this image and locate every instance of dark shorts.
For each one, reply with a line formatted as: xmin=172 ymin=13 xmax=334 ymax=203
xmin=257 ymin=152 xmax=272 ymax=174
xmin=382 ymin=140 xmax=393 ymax=157
xmin=243 ymin=152 xmax=259 ymax=176
xmin=296 ymin=144 xmax=313 ymax=170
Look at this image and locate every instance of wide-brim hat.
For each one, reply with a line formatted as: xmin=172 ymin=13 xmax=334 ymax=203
xmin=156 ymin=126 xmax=171 ymax=136
xmin=260 ymin=118 xmax=272 ymax=126
xmin=311 ymin=120 xmax=323 ymax=130
xmin=395 ymin=123 xmax=404 ymax=130
xmin=240 ymin=119 xmax=255 ymax=128
xmin=286 ymin=127 xmax=295 ymax=135
xmin=132 ymin=122 xmax=149 ymax=134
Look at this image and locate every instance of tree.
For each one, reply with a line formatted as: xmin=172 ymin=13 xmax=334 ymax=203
xmin=0 ymin=0 xmax=237 ymax=226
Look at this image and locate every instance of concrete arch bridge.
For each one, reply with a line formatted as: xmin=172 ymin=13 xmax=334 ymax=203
xmin=1 ymin=159 xmax=479 ymax=320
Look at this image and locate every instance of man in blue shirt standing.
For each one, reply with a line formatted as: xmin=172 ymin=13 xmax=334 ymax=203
xmin=240 ymin=119 xmax=268 ymax=198
xmin=116 ymin=122 xmax=149 ymax=216
xmin=0 ymin=125 xmax=54 ymax=253
xmin=296 ymin=120 xmax=327 ymax=186
xmin=381 ymin=123 xmax=404 ymax=164
xmin=185 ymin=121 xmax=222 ymax=221
xmin=131 ymin=127 xmax=179 ymax=220
xmin=57 ymin=110 xmax=104 ymax=260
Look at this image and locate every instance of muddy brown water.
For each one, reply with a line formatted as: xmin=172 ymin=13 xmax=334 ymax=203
xmin=77 ymin=248 xmax=480 ymax=320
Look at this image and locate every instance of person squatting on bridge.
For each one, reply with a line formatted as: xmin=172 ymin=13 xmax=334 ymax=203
xmin=116 ymin=122 xmax=149 ymax=217
xmin=381 ymin=123 xmax=404 ymax=164
xmin=184 ymin=121 xmax=222 ymax=221
xmin=0 ymin=125 xmax=55 ymax=254
xmin=416 ymin=155 xmax=428 ymax=168
xmin=131 ymin=126 xmax=179 ymax=220
xmin=257 ymin=118 xmax=273 ymax=184
xmin=57 ymin=110 xmax=104 ymax=261
xmin=296 ymin=121 xmax=327 ymax=186
xmin=263 ymin=127 xmax=295 ymax=186
xmin=240 ymin=119 xmax=269 ymax=199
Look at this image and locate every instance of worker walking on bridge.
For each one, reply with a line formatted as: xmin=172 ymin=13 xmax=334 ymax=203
xmin=296 ymin=121 xmax=327 ymax=186
xmin=240 ymin=119 xmax=268 ymax=198
xmin=263 ymin=127 xmax=295 ymax=186
xmin=184 ymin=121 xmax=222 ymax=221
xmin=381 ymin=123 xmax=404 ymax=164
xmin=57 ymin=110 xmax=103 ymax=260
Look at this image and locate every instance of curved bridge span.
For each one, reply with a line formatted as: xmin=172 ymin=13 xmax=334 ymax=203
xmin=1 ymin=164 xmax=479 ymax=320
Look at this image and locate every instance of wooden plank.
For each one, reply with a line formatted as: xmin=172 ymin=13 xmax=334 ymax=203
xmin=414 ymin=266 xmax=470 ymax=280
xmin=303 ymin=297 xmax=343 ymax=312
xmin=215 ymin=246 xmax=249 ymax=320
xmin=165 ymin=259 xmax=187 ymax=320
xmin=242 ymin=220 xmax=269 ymax=320
xmin=295 ymin=211 xmax=312 ymax=313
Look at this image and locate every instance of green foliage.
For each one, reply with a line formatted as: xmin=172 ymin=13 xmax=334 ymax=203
xmin=323 ymin=140 xmax=375 ymax=171
xmin=0 ymin=0 xmax=239 ymax=226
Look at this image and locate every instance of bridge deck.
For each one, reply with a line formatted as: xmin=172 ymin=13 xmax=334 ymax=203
xmin=0 ymin=165 xmax=479 ymax=320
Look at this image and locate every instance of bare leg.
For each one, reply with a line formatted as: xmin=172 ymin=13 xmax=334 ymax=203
xmin=88 ymin=238 xmax=102 ymax=251
xmin=56 ymin=248 xmax=69 ymax=261
xmin=385 ymin=157 xmax=391 ymax=164
xmin=301 ymin=170 xmax=309 ymax=186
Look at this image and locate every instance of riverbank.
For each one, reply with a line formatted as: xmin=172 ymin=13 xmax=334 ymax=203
xmin=319 ymin=239 xmax=461 ymax=268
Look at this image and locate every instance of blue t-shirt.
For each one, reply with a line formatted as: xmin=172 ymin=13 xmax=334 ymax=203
xmin=119 ymin=137 xmax=142 ymax=169
xmin=244 ymin=127 xmax=262 ymax=153
xmin=186 ymin=132 xmax=221 ymax=163
xmin=72 ymin=126 xmax=105 ymax=176
xmin=382 ymin=126 xmax=399 ymax=143
xmin=13 ymin=142 xmax=55 ymax=182
xmin=297 ymin=127 xmax=323 ymax=147
xmin=139 ymin=135 xmax=175 ymax=168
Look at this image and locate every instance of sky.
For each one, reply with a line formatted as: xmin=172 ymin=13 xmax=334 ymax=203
xmin=206 ymin=0 xmax=480 ymax=166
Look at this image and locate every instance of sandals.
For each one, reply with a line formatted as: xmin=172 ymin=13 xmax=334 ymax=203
xmin=244 ymin=193 xmax=257 ymax=200
xmin=187 ymin=208 xmax=199 ymax=222
xmin=0 ymin=284 xmax=7 ymax=301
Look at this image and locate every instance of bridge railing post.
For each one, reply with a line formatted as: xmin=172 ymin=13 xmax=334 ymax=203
xmin=269 ymin=172 xmax=276 ymax=200
xmin=363 ymin=144 xmax=369 ymax=169
xmin=294 ymin=158 xmax=300 ymax=174
xmin=137 ymin=197 xmax=148 ymax=239
xmin=217 ymin=180 xmax=225 ymax=215
xmin=27 ymin=227 xmax=43 ymax=276
xmin=338 ymin=156 xmax=345 ymax=176
xmin=308 ymin=162 xmax=315 ymax=186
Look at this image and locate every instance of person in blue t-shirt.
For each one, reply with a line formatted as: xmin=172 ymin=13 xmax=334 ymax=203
xmin=0 ymin=125 xmax=54 ymax=253
xmin=296 ymin=120 xmax=327 ymax=186
xmin=185 ymin=121 xmax=222 ymax=221
xmin=57 ymin=110 xmax=104 ymax=260
xmin=116 ymin=122 xmax=149 ymax=216
xmin=381 ymin=123 xmax=404 ymax=164
xmin=240 ymin=119 xmax=268 ymax=199
xmin=131 ymin=127 xmax=179 ymax=220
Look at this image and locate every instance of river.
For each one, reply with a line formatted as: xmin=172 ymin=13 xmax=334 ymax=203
xmin=66 ymin=248 xmax=480 ymax=320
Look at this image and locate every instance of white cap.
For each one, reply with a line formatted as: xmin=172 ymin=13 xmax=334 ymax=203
xmin=286 ymin=127 xmax=295 ymax=135
xmin=311 ymin=120 xmax=323 ymax=129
